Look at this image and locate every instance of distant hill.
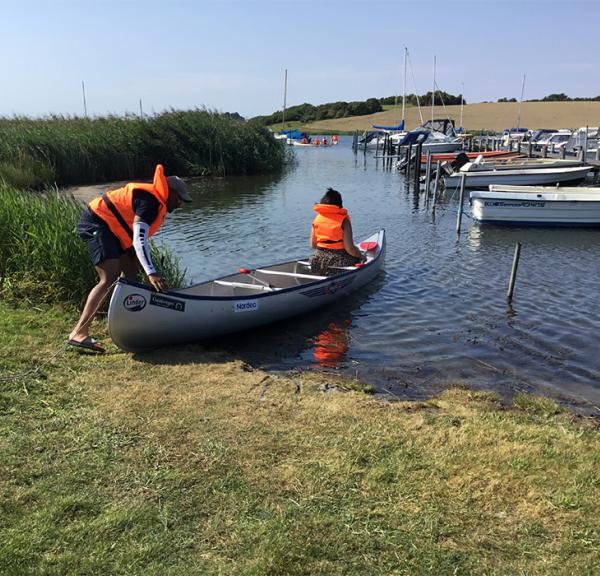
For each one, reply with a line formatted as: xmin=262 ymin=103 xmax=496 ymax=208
xmin=302 ymin=101 xmax=600 ymax=133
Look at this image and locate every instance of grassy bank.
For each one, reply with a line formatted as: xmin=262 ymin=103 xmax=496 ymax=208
xmin=0 ymin=185 xmax=185 ymax=304
xmin=0 ymin=110 xmax=286 ymax=189
xmin=1 ymin=302 xmax=599 ymax=575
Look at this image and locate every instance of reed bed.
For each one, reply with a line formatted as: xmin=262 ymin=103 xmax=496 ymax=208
xmin=0 ymin=110 xmax=285 ymax=188
xmin=0 ymin=185 xmax=185 ymax=305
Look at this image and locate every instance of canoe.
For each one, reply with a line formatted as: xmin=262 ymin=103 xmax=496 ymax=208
xmin=470 ymin=185 xmax=600 ymax=226
xmin=108 ymin=230 xmax=386 ymax=352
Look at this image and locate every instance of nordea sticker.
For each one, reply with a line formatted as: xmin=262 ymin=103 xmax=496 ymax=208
xmin=234 ymin=300 xmax=258 ymax=313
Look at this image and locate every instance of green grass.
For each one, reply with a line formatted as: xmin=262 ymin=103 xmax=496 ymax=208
xmin=0 ymin=110 xmax=286 ymax=189
xmin=1 ymin=302 xmax=599 ymax=575
xmin=0 ymin=185 xmax=185 ymax=305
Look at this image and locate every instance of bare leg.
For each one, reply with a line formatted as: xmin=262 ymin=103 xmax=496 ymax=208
xmin=69 ymin=259 xmax=121 ymax=342
xmin=120 ymin=248 xmax=140 ymax=280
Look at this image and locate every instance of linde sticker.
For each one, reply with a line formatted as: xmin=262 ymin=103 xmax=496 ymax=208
xmin=234 ymin=300 xmax=258 ymax=313
xmin=149 ymin=293 xmax=186 ymax=312
xmin=123 ymin=294 xmax=146 ymax=312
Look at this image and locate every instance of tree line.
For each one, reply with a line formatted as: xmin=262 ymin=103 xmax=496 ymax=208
xmin=498 ymin=93 xmax=600 ymax=102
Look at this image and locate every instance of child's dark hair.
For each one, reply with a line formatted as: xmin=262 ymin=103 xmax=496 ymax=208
xmin=320 ymin=187 xmax=343 ymax=208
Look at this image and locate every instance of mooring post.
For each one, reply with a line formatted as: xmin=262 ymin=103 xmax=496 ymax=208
xmin=352 ymin=130 xmax=358 ymax=151
xmin=414 ymin=143 xmax=422 ymax=188
xmin=542 ymin=144 xmax=548 ymax=158
xmin=527 ymin=141 xmax=533 ymax=158
xmin=507 ymin=242 xmax=522 ymax=301
xmin=432 ymin=160 xmax=442 ymax=207
xmin=406 ymin=143 xmax=413 ymax=180
xmin=561 ymin=145 xmax=566 ymax=159
xmin=424 ymin=151 xmax=432 ymax=199
xmin=363 ymin=132 xmax=368 ymax=154
xmin=456 ymin=173 xmax=466 ymax=234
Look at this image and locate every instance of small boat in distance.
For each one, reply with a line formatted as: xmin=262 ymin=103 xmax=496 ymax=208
xmin=470 ymin=185 xmax=600 ymax=226
xmin=108 ymin=231 xmax=386 ymax=352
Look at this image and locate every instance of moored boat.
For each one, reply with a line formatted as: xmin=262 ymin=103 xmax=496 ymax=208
xmin=470 ymin=185 xmax=600 ymax=226
xmin=108 ymin=230 xmax=386 ymax=352
xmin=444 ymin=164 xmax=591 ymax=189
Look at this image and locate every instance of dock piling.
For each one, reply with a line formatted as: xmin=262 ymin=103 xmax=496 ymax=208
xmin=507 ymin=242 xmax=522 ymax=301
xmin=455 ymin=173 xmax=466 ymax=234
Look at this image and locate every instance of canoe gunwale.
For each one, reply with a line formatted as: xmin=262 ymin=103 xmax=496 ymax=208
xmin=115 ymin=230 xmax=386 ymax=302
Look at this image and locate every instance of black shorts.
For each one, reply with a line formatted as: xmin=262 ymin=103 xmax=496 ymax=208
xmin=76 ymin=209 xmax=125 ymax=266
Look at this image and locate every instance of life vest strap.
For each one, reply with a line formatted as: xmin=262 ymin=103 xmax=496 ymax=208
xmin=102 ymin=193 xmax=133 ymax=239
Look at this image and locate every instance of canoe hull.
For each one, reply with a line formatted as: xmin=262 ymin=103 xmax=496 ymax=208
xmin=108 ymin=231 xmax=385 ymax=352
xmin=445 ymin=166 xmax=591 ymax=188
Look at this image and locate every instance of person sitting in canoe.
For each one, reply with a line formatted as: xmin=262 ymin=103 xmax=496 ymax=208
xmin=309 ymin=188 xmax=363 ymax=276
xmin=67 ymin=164 xmax=192 ymax=353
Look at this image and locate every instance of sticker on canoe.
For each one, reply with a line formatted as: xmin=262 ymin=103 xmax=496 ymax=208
xmin=149 ymin=293 xmax=186 ymax=313
xmin=123 ymin=294 xmax=147 ymax=312
xmin=234 ymin=300 xmax=258 ymax=313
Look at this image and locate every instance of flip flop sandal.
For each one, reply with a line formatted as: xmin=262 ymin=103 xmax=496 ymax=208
xmin=67 ymin=336 xmax=105 ymax=353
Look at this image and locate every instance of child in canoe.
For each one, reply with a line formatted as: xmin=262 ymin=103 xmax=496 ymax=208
xmin=310 ymin=188 xmax=363 ymax=275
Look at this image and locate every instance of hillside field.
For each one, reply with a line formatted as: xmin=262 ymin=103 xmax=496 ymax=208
xmin=301 ymin=101 xmax=600 ymax=133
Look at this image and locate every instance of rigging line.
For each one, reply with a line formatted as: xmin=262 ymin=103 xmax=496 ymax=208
xmin=434 ymin=80 xmax=453 ymax=127
xmin=406 ymin=49 xmax=424 ymax=126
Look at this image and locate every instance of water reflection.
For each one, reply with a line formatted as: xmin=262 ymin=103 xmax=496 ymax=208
xmin=312 ymin=320 xmax=351 ymax=368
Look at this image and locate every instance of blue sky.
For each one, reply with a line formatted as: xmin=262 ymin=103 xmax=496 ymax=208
xmin=1 ymin=0 xmax=598 ymax=118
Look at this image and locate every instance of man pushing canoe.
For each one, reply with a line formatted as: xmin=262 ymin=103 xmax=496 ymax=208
xmin=68 ymin=164 xmax=192 ymax=353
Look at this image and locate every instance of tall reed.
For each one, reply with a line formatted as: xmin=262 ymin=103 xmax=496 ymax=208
xmin=0 ymin=185 xmax=186 ymax=305
xmin=0 ymin=110 xmax=285 ymax=189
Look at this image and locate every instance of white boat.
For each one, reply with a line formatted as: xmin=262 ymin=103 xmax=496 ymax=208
xmin=470 ymin=185 xmax=600 ymax=226
xmin=108 ymin=230 xmax=386 ymax=352
xmin=459 ymin=156 xmax=583 ymax=172
xmin=392 ymin=129 xmax=463 ymax=154
xmin=444 ymin=164 xmax=591 ymax=189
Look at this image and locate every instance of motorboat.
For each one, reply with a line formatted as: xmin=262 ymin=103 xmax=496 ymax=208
xmin=470 ymin=185 xmax=600 ymax=226
xmin=444 ymin=163 xmax=591 ymax=189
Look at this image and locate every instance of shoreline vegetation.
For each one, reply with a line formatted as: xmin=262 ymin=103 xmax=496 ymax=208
xmin=0 ymin=109 xmax=286 ymax=189
xmin=1 ymin=301 xmax=599 ymax=574
xmin=2 ymin=105 xmax=599 ymax=573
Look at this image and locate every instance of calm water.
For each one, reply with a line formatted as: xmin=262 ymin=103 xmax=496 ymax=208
xmin=155 ymin=137 xmax=600 ymax=413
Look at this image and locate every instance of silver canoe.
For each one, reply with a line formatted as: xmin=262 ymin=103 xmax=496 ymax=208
xmin=108 ymin=230 xmax=386 ymax=352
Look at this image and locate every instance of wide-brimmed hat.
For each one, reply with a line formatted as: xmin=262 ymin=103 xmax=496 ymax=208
xmin=166 ymin=175 xmax=193 ymax=203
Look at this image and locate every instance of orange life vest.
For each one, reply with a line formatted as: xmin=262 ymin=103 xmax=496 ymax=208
xmin=88 ymin=164 xmax=169 ymax=250
xmin=312 ymin=204 xmax=349 ymax=250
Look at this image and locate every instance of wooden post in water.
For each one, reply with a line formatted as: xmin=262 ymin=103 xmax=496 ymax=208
xmin=375 ymin=133 xmax=380 ymax=158
xmin=507 ymin=242 xmax=522 ymax=301
xmin=363 ymin=132 xmax=368 ymax=154
xmin=542 ymin=144 xmax=548 ymax=158
xmin=432 ymin=160 xmax=442 ymax=209
xmin=527 ymin=141 xmax=533 ymax=158
xmin=352 ymin=131 xmax=358 ymax=151
xmin=517 ymin=139 xmax=521 ymax=154
xmin=455 ymin=173 xmax=466 ymax=234
xmin=406 ymin=144 xmax=413 ymax=180
xmin=414 ymin=143 xmax=422 ymax=189
xmin=561 ymin=145 xmax=566 ymax=159
xmin=424 ymin=151 xmax=432 ymax=199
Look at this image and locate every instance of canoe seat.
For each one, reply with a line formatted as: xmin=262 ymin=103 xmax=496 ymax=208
xmin=255 ymin=269 xmax=328 ymax=280
xmin=214 ymin=280 xmax=277 ymax=292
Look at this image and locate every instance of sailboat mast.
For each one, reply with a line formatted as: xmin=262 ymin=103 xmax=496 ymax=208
xmin=431 ymin=55 xmax=436 ymax=125
xmin=460 ymin=82 xmax=464 ymax=131
xmin=401 ymin=47 xmax=407 ymax=127
xmin=281 ymin=69 xmax=288 ymax=132
xmin=516 ymin=73 xmax=526 ymax=131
